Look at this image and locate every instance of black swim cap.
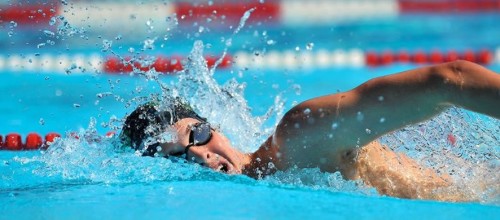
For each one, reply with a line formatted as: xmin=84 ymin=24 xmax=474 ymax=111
xmin=119 ymin=97 xmax=206 ymax=156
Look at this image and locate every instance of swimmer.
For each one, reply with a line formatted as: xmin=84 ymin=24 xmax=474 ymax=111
xmin=120 ymin=60 xmax=500 ymax=201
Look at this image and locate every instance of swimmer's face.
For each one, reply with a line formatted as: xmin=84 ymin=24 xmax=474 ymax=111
xmin=158 ymin=118 xmax=244 ymax=174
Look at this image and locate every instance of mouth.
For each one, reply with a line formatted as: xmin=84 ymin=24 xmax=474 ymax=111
xmin=217 ymin=163 xmax=229 ymax=173
xmin=214 ymin=159 xmax=238 ymax=174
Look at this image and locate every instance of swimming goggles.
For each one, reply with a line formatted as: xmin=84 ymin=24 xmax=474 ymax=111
xmin=182 ymin=122 xmax=213 ymax=160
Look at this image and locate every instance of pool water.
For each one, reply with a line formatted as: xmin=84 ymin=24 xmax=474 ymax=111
xmin=1 ymin=1 xmax=500 ymax=219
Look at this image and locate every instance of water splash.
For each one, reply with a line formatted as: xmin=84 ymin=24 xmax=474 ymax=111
xmin=379 ymin=108 xmax=500 ymax=202
xmin=161 ymin=40 xmax=282 ymax=152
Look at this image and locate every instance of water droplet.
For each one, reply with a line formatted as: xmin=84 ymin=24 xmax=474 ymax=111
xmin=295 ymin=46 xmax=300 ymax=51
xmin=379 ymin=117 xmax=386 ymax=123
xmin=292 ymin=84 xmax=301 ymax=95
xmin=102 ymin=39 xmax=113 ymax=52
xmin=303 ymin=108 xmax=311 ymax=114
xmin=306 ymin=42 xmax=314 ymax=50
xmin=332 ymin=123 xmax=339 ymax=130
xmin=49 ymin=17 xmax=57 ymax=26
xmin=365 ymin=129 xmax=372 ymax=134
xmin=357 ymin=112 xmax=364 ymax=121
xmin=266 ymin=39 xmax=276 ymax=45
xmin=43 ymin=30 xmax=55 ymax=37
xmin=143 ymin=38 xmax=155 ymax=50
xmin=9 ymin=21 xmax=18 ymax=28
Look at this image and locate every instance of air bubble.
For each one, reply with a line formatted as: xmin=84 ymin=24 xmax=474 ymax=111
xmin=379 ymin=117 xmax=386 ymax=123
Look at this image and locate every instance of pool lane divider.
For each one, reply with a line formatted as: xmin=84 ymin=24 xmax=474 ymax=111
xmin=0 ymin=132 xmax=61 ymax=151
xmin=104 ymin=55 xmax=232 ymax=74
xmin=3 ymin=0 xmax=500 ymax=29
xmin=0 ymin=49 xmax=498 ymax=74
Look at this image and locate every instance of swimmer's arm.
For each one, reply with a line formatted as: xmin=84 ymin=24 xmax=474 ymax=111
xmin=275 ymin=60 xmax=500 ymax=153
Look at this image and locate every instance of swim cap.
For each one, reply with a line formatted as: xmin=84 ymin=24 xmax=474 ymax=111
xmin=119 ymin=97 xmax=206 ymax=156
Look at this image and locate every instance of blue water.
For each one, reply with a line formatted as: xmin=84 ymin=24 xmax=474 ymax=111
xmin=1 ymin=5 xmax=500 ymax=220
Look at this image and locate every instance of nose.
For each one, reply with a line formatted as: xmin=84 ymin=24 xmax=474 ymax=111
xmin=186 ymin=146 xmax=213 ymax=165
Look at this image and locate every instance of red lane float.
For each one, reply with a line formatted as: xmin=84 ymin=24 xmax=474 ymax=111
xmin=399 ymin=0 xmax=500 ymax=13
xmin=365 ymin=50 xmax=494 ymax=66
xmin=0 ymin=4 xmax=59 ymax=25
xmin=175 ymin=1 xmax=280 ymax=24
xmin=2 ymin=1 xmax=500 ymax=30
xmin=25 ymin=133 xmax=43 ymax=150
xmin=104 ymin=55 xmax=232 ymax=74
xmin=5 ymin=133 xmax=22 ymax=151
xmin=44 ymin=132 xmax=61 ymax=147
xmin=0 ymin=132 xmax=61 ymax=151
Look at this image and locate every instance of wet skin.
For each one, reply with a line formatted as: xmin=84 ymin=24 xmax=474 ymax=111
xmin=158 ymin=61 xmax=500 ymax=201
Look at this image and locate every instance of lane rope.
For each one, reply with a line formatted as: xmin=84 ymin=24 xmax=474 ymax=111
xmin=0 ymin=132 xmax=61 ymax=151
xmin=2 ymin=0 xmax=500 ymax=28
xmin=0 ymin=49 xmax=497 ymax=74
